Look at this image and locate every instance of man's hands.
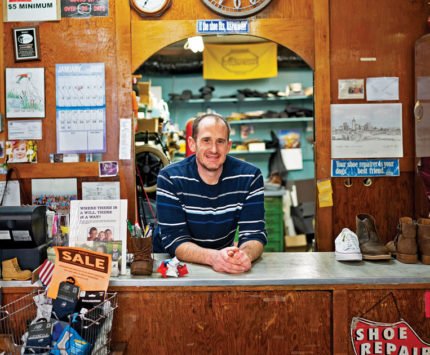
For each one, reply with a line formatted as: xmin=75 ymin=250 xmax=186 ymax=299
xmin=210 ymin=246 xmax=251 ymax=274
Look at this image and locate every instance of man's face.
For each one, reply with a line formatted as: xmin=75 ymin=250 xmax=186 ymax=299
xmin=188 ymin=117 xmax=231 ymax=174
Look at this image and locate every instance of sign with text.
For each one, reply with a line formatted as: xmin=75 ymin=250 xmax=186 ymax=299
xmin=61 ymin=0 xmax=109 ymax=18
xmin=4 ymin=0 xmax=60 ymax=22
xmin=197 ymin=20 xmax=249 ymax=34
xmin=351 ymin=317 xmax=430 ymax=355
xmin=331 ymin=159 xmax=399 ymax=177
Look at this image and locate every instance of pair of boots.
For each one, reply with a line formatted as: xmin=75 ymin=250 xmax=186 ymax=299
xmin=356 ymin=214 xmax=391 ymax=260
xmin=130 ymin=237 xmax=153 ymax=275
xmin=386 ymin=217 xmax=430 ymax=264
xmin=1 ymin=257 xmax=32 ymax=281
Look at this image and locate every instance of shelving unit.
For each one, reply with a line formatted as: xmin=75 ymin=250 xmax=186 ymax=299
xmin=168 ymin=95 xmax=312 ymax=105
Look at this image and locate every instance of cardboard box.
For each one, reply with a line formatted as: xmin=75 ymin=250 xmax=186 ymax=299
xmin=138 ymin=82 xmax=150 ymax=106
xmin=248 ymin=142 xmax=266 ymax=152
xmin=284 ymin=234 xmax=307 ymax=252
xmin=137 ymin=117 xmax=159 ymax=133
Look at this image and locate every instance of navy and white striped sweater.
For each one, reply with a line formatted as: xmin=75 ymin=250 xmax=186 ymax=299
xmin=154 ymin=154 xmax=267 ymax=257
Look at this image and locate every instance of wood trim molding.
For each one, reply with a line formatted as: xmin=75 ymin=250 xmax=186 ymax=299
xmin=313 ymin=0 xmax=332 ymax=251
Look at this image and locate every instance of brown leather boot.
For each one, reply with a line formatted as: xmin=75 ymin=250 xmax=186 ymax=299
xmin=388 ymin=217 xmax=418 ymax=264
xmin=356 ymin=214 xmax=391 ymax=260
xmin=417 ymin=218 xmax=430 ymax=265
xmin=130 ymin=237 xmax=153 ymax=275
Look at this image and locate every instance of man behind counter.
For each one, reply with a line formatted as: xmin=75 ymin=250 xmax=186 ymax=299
xmin=154 ymin=113 xmax=267 ymax=274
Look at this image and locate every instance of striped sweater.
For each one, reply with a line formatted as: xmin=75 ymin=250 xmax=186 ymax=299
xmin=154 ymin=154 xmax=267 ymax=257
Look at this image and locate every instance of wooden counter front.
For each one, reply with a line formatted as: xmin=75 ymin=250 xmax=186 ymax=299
xmin=2 ymin=253 xmax=430 ymax=354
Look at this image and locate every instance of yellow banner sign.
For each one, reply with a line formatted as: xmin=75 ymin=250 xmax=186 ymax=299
xmin=203 ymin=42 xmax=277 ymax=80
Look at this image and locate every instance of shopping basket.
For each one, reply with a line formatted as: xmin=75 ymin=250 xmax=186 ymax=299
xmin=0 ymin=290 xmax=118 ymax=354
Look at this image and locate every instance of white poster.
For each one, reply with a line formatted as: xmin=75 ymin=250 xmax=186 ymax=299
xmin=4 ymin=0 xmax=60 ymax=22
xmin=5 ymin=68 xmax=45 ymax=118
xmin=69 ymin=200 xmax=128 ymax=275
xmin=331 ymin=103 xmax=403 ymax=159
xmin=8 ymin=120 xmax=42 ymax=140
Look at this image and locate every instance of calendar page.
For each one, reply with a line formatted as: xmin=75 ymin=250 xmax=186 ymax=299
xmin=55 ymin=63 xmax=106 ymax=153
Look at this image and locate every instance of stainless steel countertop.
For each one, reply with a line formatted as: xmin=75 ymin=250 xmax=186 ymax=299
xmin=2 ymin=252 xmax=430 ymax=288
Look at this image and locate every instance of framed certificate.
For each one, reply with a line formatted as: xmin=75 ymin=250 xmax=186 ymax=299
xmin=12 ymin=26 xmax=40 ymax=62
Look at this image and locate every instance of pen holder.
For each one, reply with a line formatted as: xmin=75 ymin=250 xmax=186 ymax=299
xmin=130 ymin=236 xmax=153 ymax=276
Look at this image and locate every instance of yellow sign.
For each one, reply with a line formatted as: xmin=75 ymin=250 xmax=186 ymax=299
xmin=203 ymin=42 xmax=277 ymax=80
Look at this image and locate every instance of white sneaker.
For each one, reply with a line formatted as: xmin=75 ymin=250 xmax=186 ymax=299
xmin=335 ymin=228 xmax=362 ymax=261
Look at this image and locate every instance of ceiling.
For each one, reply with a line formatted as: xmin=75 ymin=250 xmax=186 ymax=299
xmin=134 ymin=35 xmax=308 ymax=76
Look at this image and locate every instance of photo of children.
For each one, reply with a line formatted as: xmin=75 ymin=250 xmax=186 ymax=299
xmin=75 ymin=241 xmax=122 ymax=276
xmin=31 ymin=178 xmax=77 ymax=212
xmin=87 ymin=227 xmax=115 ymax=242
xmin=6 ymin=140 xmax=37 ymax=163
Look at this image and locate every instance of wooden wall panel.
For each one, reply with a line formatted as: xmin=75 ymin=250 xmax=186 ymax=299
xmin=111 ymin=289 xmax=332 ymax=354
xmin=327 ymin=0 xmax=428 ymax=250
xmin=332 ymin=173 xmax=414 ymax=247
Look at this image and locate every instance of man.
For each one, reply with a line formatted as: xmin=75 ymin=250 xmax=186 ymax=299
xmin=154 ymin=113 xmax=266 ymax=274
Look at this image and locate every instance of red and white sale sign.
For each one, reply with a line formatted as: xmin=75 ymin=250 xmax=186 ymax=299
xmin=351 ymin=317 xmax=430 ymax=355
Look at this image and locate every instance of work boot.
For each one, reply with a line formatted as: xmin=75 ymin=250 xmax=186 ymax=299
xmin=356 ymin=214 xmax=391 ymax=260
xmin=130 ymin=237 xmax=153 ymax=275
xmin=417 ymin=218 xmax=430 ymax=265
xmin=1 ymin=257 xmax=32 ymax=281
xmin=385 ymin=217 xmax=417 ymax=264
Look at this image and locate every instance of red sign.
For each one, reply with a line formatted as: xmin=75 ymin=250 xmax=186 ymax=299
xmin=351 ymin=317 xmax=430 ymax=354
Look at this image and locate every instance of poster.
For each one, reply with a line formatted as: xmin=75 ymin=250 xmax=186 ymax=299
xmin=69 ymin=199 xmax=127 ymax=275
xmin=6 ymin=140 xmax=37 ymax=163
xmin=331 ymin=103 xmax=403 ymax=158
xmin=47 ymin=247 xmax=111 ymax=299
xmin=61 ymin=0 xmax=108 ymax=18
xmin=55 ymin=63 xmax=106 ymax=154
xmin=5 ymin=67 xmax=45 ymax=118
xmin=4 ymin=0 xmax=60 ymax=22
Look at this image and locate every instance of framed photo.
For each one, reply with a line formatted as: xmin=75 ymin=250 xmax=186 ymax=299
xmin=5 ymin=67 xmax=45 ymax=118
xmin=12 ymin=26 xmax=40 ymax=62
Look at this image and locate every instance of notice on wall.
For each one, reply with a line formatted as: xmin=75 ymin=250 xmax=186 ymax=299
xmin=331 ymin=159 xmax=399 ymax=177
xmin=61 ymin=0 xmax=109 ymax=18
xmin=4 ymin=0 xmax=60 ymax=22
xmin=56 ymin=63 xmax=106 ymax=154
xmin=8 ymin=120 xmax=42 ymax=140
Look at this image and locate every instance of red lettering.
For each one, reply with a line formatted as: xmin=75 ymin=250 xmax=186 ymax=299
xmin=81 ymin=5 xmax=88 ymax=10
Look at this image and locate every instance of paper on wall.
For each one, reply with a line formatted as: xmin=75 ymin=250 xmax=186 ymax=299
xmin=0 ymin=180 xmax=21 ymax=206
xmin=281 ymin=148 xmax=303 ymax=170
xmin=366 ymin=77 xmax=399 ymax=101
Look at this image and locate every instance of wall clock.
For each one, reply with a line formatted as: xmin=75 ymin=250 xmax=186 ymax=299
xmin=130 ymin=0 xmax=172 ymax=17
xmin=201 ymin=0 xmax=272 ymax=18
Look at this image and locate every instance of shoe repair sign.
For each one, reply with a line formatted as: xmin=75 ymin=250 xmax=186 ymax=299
xmin=332 ymin=159 xmax=399 ymax=177
xmin=351 ymin=317 xmax=430 ymax=354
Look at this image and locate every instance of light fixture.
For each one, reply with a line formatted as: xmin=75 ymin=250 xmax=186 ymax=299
xmin=184 ymin=36 xmax=204 ymax=53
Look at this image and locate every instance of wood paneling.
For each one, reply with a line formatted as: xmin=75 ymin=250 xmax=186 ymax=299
xmin=111 ymin=289 xmax=332 ymax=354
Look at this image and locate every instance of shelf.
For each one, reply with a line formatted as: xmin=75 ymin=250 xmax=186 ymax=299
xmin=228 ymin=117 xmax=313 ymax=125
xmin=168 ymin=96 xmax=313 ymax=104
xmin=229 ymin=149 xmax=276 ymax=155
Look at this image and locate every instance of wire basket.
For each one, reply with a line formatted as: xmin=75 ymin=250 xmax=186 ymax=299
xmin=0 ymin=290 xmax=118 ymax=354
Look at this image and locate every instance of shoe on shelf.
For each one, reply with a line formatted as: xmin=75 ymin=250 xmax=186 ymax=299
xmin=356 ymin=214 xmax=391 ymax=260
xmin=1 ymin=257 xmax=32 ymax=281
xmin=335 ymin=228 xmax=362 ymax=261
xmin=385 ymin=217 xmax=417 ymax=264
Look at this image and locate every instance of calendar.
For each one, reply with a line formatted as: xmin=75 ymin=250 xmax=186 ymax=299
xmin=56 ymin=63 xmax=106 ymax=153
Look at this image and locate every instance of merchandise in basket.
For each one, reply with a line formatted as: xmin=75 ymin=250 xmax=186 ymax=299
xmin=0 ymin=290 xmax=118 ymax=355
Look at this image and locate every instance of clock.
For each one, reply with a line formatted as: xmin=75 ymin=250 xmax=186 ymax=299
xmin=201 ymin=0 xmax=272 ymax=18
xmin=130 ymin=0 xmax=172 ymax=17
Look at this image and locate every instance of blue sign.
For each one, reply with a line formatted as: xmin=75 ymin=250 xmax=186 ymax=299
xmin=331 ymin=159 xmax=399 ymax=177
xmin=197 ymin=20 xmax=249 ymax=34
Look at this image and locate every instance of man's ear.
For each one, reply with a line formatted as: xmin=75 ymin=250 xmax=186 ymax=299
xmin=227 ymin=139 xmax=232 ymax=152
xmin=188 ymin=136 xmax=196 ymax=153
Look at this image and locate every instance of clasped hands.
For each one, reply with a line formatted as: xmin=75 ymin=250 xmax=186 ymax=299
xmin=210 ymin=246 xmax=251 ymax=274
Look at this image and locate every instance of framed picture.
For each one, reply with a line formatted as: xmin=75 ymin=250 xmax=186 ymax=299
xmin=12 ymin=26 xmax=40 ymax=62
xmin=99 ymin=161 xmax=118 ymax=177
xmin=5 ymin=67 xmax=45 ymax=118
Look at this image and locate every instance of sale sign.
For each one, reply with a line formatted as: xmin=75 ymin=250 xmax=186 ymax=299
xmin=351 ymin=317 xmax=430 ymax=354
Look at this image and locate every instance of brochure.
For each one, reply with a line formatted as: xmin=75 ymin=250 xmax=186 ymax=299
xmin=69 ymin=199 xmax=127 ymax=275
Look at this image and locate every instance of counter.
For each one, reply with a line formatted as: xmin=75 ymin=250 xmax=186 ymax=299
xmin=2 ymin=252 xmax=430 ymax=354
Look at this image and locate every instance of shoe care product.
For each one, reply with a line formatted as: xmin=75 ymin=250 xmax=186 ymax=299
xmin=386 ymin=217 xmax=417 ymax=264
xmin=1 ymin=257 xmax=32 ymax=281
xmin=356 ymin=214 xmax=391 ymax=260
xmin=335 ymin=228 xmax=362 ymax=261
